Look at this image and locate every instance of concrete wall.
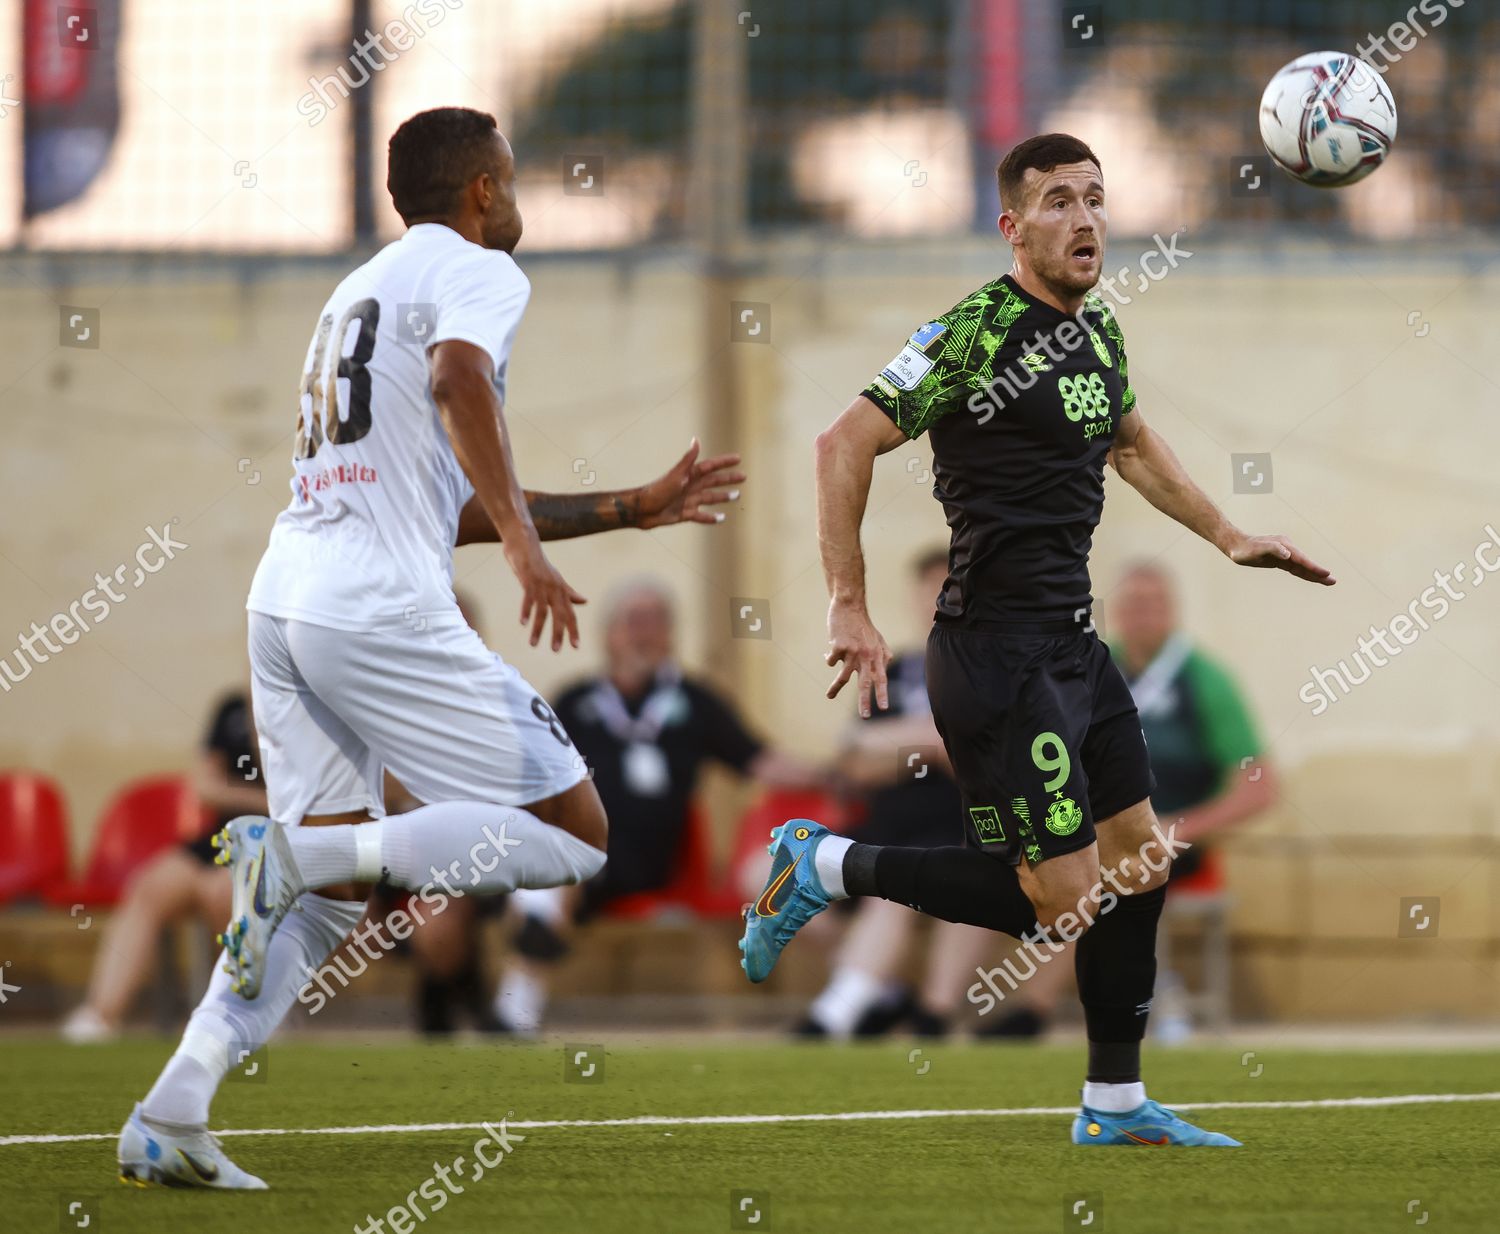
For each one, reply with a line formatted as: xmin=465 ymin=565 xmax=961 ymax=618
xmin=3 ymin=241 xmax=1499 ymax=1019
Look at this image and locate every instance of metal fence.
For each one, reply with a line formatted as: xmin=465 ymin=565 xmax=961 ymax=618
xmin=7 ymin=0 xmax=1498 ymax=252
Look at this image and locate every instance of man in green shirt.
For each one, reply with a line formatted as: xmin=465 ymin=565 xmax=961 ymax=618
xmin=1113 ymin=563 xmax=1277 ymax=874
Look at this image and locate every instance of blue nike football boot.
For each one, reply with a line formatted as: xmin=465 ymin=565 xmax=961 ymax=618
xmin=1072 ymin=1099 xmax=1241 ymax=1147
xmin=739 ymin=820 xmax=837 ymax=983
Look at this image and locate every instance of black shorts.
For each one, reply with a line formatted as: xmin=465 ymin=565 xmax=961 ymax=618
xmin=926 ymin=621 xmax=1154 ymax=867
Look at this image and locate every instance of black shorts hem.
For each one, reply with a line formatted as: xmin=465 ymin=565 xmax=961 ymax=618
xmin=928 ymin=625 xmax=1152 ymax=869
xmin=1003 ymin=825 xmax=1098 ymax=868
xmin=1089 ymin=787 xmax=1153 ymax=826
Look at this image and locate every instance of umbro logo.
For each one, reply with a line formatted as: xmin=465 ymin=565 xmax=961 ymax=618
xmin=1021 ymin=352 xmax=1053 ymax=372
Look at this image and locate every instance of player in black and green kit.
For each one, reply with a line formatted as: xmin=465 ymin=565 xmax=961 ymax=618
xmin=739 ymin=134 xmax=1335 ymax=1147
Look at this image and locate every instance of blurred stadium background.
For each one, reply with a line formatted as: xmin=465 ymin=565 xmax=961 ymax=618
xmin=3 ymin=0 xmax=1500 ymax=1033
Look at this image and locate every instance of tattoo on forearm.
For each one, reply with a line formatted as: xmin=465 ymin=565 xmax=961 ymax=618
xmin=524 ymin=490 xmax=640 ymax=541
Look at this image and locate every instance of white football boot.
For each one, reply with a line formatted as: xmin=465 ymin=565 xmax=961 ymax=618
xmin=116 ymin=1103 xmax=268 ymax=1189
xmin=213 ymin=816 xmax=302 ymax=1000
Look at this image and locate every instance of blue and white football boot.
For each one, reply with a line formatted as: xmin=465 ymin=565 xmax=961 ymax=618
xmin=1072 ymin=1099 xmax=1241 ymax=1147
xmin=739 ymin=819 xmax=837 ymax=983
xmin=213 ymin=815 xmax=301 ymax=1000
xmin=116 ymin=1103 xmax=268 ymax=1189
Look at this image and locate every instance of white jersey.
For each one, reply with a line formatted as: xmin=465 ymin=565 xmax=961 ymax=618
xmin=247 ymin=223 xmax=529 ymax=632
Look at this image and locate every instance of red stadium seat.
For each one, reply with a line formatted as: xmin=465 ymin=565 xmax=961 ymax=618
xmin=602 ymin=789 xmax=849 ymax=921
xmin=727 ymin=786 xmax=847 ymax=876
xmin=717 ymin=787 xmax=848 ymax=917
xmin=603 ymin=801 xmax=719 ymax=920
xmin=0 ymin=772 xmax=72 ymax=905
xmin=45 ymin=776 xmax=214 ymax=908
xmin=1170 ymin=847 xmax=1224 ymax=896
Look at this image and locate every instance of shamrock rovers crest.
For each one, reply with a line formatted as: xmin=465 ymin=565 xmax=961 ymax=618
xmin=1044 ymin=793 xmax=1083 ymax=836
xmin=1088 ymin=327 xmax=1113 ymax=368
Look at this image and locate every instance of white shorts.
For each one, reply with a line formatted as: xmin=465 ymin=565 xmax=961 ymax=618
xmin=247 ymin=611 xmax=587 ymax=824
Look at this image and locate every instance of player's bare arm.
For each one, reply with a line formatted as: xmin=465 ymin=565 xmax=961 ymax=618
xmin=429 ymin=337 xmax=586 ymax=650
xmin=1108 ymin=406 xmax=1335 ymax=586
xmin=813 ymin=395 xmax=908 ymax=717
xmin=455 ymin=439 xmax=744 ymax=545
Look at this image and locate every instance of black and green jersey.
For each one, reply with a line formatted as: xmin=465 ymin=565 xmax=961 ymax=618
xmin=862 ymin=273 xmax=1135 ymax=625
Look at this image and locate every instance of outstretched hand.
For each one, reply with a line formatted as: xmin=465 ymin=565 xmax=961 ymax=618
xmin=504 ymin=534 xmax=586 ymax=651
xmin=1229 ymin=534 xmax=1336 ymax=586
xmin=637 ymin=438 xmax=745 ymax=530
xmin=825 ymin=599 xmax=893 ymax=718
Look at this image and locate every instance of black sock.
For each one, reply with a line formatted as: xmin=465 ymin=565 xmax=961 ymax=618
xmin=453 ymin=954 xmax=488 ymax=1021
xmin=417 ymin=974 xmax=457 ymax=1034
xmin=843 ymin=843 xmax=1040 ymax=939
xmin=1076 ymin=883 xmax=1167 ymax=1084
xmin=1086 ymin=1040 xmax=1141 ymax=1085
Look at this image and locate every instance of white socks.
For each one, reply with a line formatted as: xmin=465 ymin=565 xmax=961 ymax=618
xmin=285 ymin=802 xmax=606 ymax=896
xmin=813 ymin=834 xmax=852 ymax=899
xmin=807 ymin=966 xmax=883 ymax=1038
xmin=1083 ymin=1080 xmax=1147 ymax=1113
xmin=141 ymin=804 xmax=603 ymax=1129
xmin=141 ymin=893 xmax=364 ymax=1128
xmin=494 ymin=966 xmax=548 ymax=1035
xmin=283 ymin=824 xmax=363 ymax=889
xmin=511 ymin=886 xmax=568 ymax=925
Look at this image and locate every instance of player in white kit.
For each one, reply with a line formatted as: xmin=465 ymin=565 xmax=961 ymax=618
xmin=116 ymin=107 xmax=744 ymax=1189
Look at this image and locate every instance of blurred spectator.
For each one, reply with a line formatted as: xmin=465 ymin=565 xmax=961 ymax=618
xmin=977 ymin=561 xmax=1278 ymax=1039
xmin=60 ymin=691 xmax=263 ymax=1042
xmin=409 ymin=576 xmax=821 ymax=1036
xmin=796 ymin=548 xmax=994 ymax=1038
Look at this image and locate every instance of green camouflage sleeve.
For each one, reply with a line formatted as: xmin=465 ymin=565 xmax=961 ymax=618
xmin=1097 ymin=303 xmax=1136 ymax=414
xmin=862 ymin=280 xmax=1035 ymax=438
xmin=860 ymin=315 xmax=975 ymax=440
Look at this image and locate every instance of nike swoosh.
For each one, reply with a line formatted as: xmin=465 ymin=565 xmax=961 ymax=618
xmin=177 ymin=1149 xmax=221 ymax=1181
xmin=251 ymin=853 xmax=272 ymax=918
xmin=754 ymin=854 xmax=802 ymax=918
xmin=1122 ymin=1130 xmax=1169 ymax=1146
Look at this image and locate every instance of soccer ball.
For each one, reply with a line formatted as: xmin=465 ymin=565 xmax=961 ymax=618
xmin=1258 ymin=51 xmax=1397 ymax=187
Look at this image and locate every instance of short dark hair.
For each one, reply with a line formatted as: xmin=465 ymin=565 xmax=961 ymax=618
xmin=387 ymin=107 xmax=502 ymax=224
xmin=913 ymin=546 xmax=948 ymax=577
xmin=996 ymin=133 xmax=1101 ymax=211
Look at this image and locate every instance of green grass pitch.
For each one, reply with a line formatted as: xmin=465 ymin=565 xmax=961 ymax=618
xmin=2 ymin=1038 xmax=1497 ymax=1232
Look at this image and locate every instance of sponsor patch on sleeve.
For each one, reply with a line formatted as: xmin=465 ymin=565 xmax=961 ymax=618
xmin=881 ymin=344 xmax=935 ymax=392
xmin=910 ymin=320 xmax=947 ymax=351
xmin=870 ymin=375 xmax=900 ymax=401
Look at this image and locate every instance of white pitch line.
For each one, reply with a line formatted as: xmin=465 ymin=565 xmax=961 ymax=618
xmin=3 ymin=1091 xmax=1498 ymax=1148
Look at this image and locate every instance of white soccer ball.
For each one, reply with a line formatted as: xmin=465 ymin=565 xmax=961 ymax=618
xmin=1258 ymin=50 xmax=1397 ymax=187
